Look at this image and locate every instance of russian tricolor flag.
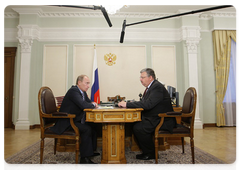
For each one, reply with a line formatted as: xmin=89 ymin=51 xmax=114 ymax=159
xmin=91 ymin=47 xmax=100 ymax=104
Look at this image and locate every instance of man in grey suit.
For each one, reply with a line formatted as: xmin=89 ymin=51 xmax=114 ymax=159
xmin=118 ymin=68 xmax=176 ymax=160
xmin=51 ymin=75 xmax=99 ymax=164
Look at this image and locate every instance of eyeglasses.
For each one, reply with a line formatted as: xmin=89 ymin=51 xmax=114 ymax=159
xmin=140 ymin=76 xmax=147 ymax=79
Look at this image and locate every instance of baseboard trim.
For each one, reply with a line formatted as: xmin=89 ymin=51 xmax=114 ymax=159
xmin=203 ymin=123 xmax=217 ymax=128
xmin=30 ymin=124 xmax=40 ymax=129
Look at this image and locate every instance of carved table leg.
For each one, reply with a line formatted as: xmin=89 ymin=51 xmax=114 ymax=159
xmin=101 ymin=123 xmax=127 ymax=164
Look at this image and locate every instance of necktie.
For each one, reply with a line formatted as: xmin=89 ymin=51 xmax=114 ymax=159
xmin=143 ymin=88 xmax=148 ymax=98
xmin=81 ymin=92 xmax=86 ymax=124
xmin=82 ymin=92 xmax=85 ymax=101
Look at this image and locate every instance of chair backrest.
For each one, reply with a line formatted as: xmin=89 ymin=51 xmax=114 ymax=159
xmin=181 ymin=87 xmax=197 ymax=128
xmin=38 ymin=86 xmax=57 ymax=127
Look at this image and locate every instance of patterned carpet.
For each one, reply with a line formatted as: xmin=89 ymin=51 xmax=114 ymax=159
xmin=5 ymin=138 xmax=225 ymax=164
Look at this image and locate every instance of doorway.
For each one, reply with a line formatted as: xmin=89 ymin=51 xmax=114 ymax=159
xmin=4 ymin=47 xmax=17 ymax=128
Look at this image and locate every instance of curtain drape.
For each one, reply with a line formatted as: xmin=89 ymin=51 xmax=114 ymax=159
xmin=223 ymin=39 xmax=236 ymax=126
xmin=212 ymin=30 xmax=236 ymax=126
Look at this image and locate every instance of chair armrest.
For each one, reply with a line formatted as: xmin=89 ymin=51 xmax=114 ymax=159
xmin=41 ymin=112 xmax=79 ymax=136
xmin=41 ymin=112 xmax=76 ymax=119
xmin=52 ymin=112 xmax=68 ymax=116
xmin=181 ymin=113 xmax=193 ymax=117
xmin=166 ymin=111 xmax=182 ymax=115
xmin=158 ymin=112 xmax=182 ymax=118
xmin=155 ymin=112 xmax=182 ymax=137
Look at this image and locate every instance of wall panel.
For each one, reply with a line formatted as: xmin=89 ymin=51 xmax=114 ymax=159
xmin=152 ymin=45 xmax=176 ymax=88
xmin=42 ymin=45 xmax=68 ymax=96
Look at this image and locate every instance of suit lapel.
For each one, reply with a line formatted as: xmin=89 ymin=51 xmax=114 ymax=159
xmin=75 ymin=85 xmax=84 ymax=100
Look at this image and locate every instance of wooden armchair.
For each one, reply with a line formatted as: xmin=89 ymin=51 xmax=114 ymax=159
xmin=38 ymin=86 xmax=80 ymax=164
xmin=154 ymin=87 xmax=197 ymax=164
xmin=107 ymin=95 xmax=125 ymax=102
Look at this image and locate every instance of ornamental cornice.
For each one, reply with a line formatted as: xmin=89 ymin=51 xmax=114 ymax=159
xmin=4 ymin=12 xmax=19 ymax=18
xmin=41 ymin=12 xmax=167 ymax=18
xmin=12 ymin=8 xmax=43 ymax=16
xmin=5 ymin=9 xmax=236 ymax=19
xmin=199 ymin=12 xmax=236 ymax=20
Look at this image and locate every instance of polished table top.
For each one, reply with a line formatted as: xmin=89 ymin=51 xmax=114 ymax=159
xmin=84 ymin=107 xmax=143 ymax=123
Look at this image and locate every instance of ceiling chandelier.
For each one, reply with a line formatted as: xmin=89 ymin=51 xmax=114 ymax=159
xmin=86 ymin=0 xmax=137 ymax=14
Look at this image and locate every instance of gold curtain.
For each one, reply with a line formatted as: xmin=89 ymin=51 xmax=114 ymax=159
xmin=212 ymin=30 xmax=236 ymax=126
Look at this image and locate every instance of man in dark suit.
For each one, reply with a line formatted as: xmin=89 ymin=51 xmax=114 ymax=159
xmin=118 ymin=68 xmax=176 ymax=160
xmin=51 ymin=75 xmax=99 ymax=164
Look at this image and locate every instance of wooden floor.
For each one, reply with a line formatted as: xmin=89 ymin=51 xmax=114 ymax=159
xmin=4 ymin=127 xmax=236 ymax=163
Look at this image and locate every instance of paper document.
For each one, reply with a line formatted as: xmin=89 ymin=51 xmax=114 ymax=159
xmin=98 ymin=106 xmax=114 ymax=109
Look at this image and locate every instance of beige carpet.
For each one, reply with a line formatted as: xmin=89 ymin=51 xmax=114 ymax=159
xmin=5 ymin=138 xmax=225 ymax=164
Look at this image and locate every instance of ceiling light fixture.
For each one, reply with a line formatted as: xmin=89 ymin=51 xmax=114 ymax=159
xmin=86 ymin=0 xmax=137 ymax=14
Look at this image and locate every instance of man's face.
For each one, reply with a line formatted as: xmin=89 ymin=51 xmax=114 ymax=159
xmin=78 ymin=76 xmax=91 ymax=92
xmin=140 ymin=72 xmax=153 ymax=87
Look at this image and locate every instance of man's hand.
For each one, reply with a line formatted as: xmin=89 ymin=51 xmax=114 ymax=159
xmin=118 ymin=101 xmax=127 ymax=108
xmin=92 ymin=102 xmax=99 ymax=108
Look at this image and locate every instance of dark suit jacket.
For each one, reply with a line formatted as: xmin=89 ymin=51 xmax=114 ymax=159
xmin=51 ymin=85 xmax=95 ymax=135
xmin=127 ymin=80 xmax=176 ymax=133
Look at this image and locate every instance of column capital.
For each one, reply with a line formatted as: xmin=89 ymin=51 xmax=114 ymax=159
xmin=18 ymin=38 xmax=33 ymax=53
xmin=17 ymin=25 xmax=39 ymax=53
xmin=185 ymin=40 xmax=200 ymax=54
xmin=181 ymin=26 xmax=201 ymax=54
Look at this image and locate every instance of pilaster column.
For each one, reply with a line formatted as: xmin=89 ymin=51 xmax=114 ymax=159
xmin=15 ymin=25 xmax=35 ymax=130
xmin=182 ymin=26 xmax=203 ymax=129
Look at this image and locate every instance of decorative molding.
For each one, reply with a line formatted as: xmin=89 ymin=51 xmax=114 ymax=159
xmin=111 ymin=12 xmax=171 ymax=18
xmin=12 ymin=8 xmax=43 ymax=16
xmin=199 ymin=12 xmax=236 ymax=20
xmin=4 ymin=12 xmax=19 ymax=18
xmin=41 ymin=12 xmax=102 ymax=18
xmin=5 ymin=8 xmax=236 ymax=20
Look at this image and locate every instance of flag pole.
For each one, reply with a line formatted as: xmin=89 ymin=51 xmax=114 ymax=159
xmin=91 ymin=44 xmax=100 ymax=104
